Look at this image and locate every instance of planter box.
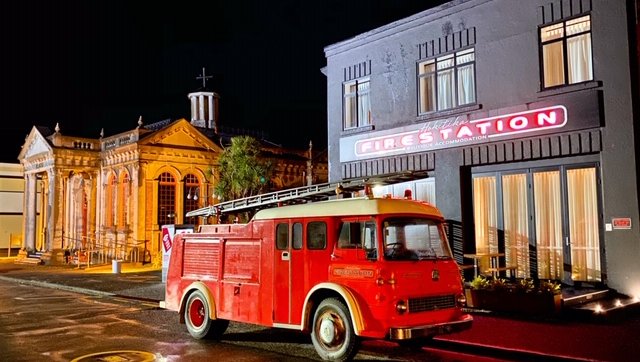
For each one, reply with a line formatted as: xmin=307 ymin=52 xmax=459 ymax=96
xmin=468 ymin=289 xmax=562 ymax=315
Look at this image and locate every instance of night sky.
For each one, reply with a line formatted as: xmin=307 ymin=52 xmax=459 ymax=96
xmin=1 ymin=1 xmax=447 ymax=163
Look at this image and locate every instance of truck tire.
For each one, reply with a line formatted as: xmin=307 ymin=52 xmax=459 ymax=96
xmin=184 ymin=290 xmax=229 ymax=340
xmin=311 ymin=298 xmax=359 ymax=361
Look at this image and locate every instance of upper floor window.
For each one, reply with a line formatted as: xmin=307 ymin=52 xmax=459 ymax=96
xmin=418 ymin=48 xmax=476 ymax=114
xmin=540 ymin=15 xmax=593 ymax=89
xmin=344 ymin=78 xmax=370 ymax=130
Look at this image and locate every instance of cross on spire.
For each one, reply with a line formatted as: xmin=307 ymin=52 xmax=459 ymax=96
xmin=196 ymin=67 xmax=213 ymax=89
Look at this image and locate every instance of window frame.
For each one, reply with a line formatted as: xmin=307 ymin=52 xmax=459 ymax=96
xmin=307 ymin=221 xmax=327 ymax=250
xmin=417 ymin=47 xmax=476 ymax=115
xmin=157 ymin=172 xmax=177 ymax=227
xmin=539 ymin=14 xmax=593 ymax=90
xmin=343 ymin=77 xmax=371 ymax=130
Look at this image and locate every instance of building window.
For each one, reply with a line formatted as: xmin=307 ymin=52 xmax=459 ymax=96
xmin=183 ymin=173 xmax=200 ymax=225
xmin=157 ymin=172 xmax=176 ymax=227
xmin=540 ymin=15 xmax=593 ymax=89
xmin=418 ymin=48 xmax=476 ymax=114
xmin=344 ymin=78 xmax=370 ymax=129
xmin=106 ymin=174 xmax=116 ymax=227
xmin=118 ymin=172 xmax=130 ymax=227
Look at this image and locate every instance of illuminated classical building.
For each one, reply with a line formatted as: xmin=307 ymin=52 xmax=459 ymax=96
xmin=17 ymin=85 xmax=327 ymax=265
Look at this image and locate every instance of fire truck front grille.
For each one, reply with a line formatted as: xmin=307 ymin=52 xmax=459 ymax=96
xmin=408 ymin=295 xmax=456 ymax=313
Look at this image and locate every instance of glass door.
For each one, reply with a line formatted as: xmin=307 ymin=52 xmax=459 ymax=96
xmin=566 ymin=167 xmax=601 ymax=282
xmin=501 ymin=173 xmax=530 ymax=279
xmin=472 ymin=165 xmax=602 ymax=284
xmin=532 ymin=170 xmax=564 ymax=280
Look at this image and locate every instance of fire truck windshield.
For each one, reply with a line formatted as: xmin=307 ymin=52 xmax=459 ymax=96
xmin=382 ymin=217 xmax=452 ymax=261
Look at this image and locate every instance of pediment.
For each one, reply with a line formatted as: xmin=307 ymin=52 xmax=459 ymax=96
xmin=18 ymin=126 xmax=54 ymax=160
xmin=139 ymin=119 xmax=222 ymax=152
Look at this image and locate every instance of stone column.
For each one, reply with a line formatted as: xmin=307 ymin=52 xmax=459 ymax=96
xmin=46 ymin=168 xmax=57 ymax=251
xmin=199 ymin=94 xmax=205 ymax=121
xmin=23 ymin=173 xmax=37 ymax=251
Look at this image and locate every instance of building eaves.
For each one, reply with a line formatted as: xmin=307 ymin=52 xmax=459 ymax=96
xmin=323 ymin=0 xmax=478 ymax=57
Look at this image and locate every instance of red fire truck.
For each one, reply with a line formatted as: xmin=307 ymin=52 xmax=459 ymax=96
xmin=163 ymin=181 xmax=472 ymax=361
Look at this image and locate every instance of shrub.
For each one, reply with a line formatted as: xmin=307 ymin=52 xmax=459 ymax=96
xmin=470 ymin=275 xmax=491 ymax=290
xmin=516 ymin=278 xmax=535 ymax=293
xmin=538 ymin=280 xmax=562 ymax=294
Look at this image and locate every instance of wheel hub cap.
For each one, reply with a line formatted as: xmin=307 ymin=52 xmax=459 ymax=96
xmin=319 ymin=318 xmax=336 ymax=344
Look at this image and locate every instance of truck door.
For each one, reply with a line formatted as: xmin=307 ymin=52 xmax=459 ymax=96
xmin=274 ymin=221 xmax=304 ymax=325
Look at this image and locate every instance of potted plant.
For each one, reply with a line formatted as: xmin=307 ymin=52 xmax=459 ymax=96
xmin=466 ymin=276 xmax=562 ymax=315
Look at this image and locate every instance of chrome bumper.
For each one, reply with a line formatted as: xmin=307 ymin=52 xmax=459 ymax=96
xmin=389 ymin=314 xmax=473 ymax=340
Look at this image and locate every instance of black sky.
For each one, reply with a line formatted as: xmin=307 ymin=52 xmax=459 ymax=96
xmin=1 ymin=1 xmax=447 ymax=163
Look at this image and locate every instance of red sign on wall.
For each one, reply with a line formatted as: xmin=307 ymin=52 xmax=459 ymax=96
xmin=612 ymin=218 xmax=632 ymax=230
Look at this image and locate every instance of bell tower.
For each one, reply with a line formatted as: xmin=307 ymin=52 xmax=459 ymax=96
xmin=188 ymin=67 xmax=220 ymax=133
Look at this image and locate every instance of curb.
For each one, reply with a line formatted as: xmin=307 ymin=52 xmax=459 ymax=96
xmin=0 ymin=275 xmax=117 ymax=298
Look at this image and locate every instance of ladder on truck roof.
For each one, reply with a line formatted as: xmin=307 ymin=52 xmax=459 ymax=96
xmin=185 ymin=170 xmax=429 ymax=218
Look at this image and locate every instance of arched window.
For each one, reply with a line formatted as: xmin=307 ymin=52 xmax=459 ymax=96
xmin=183 ymin=173 xmax=201 ymax=225
xmin=106 ymin=173 xmax=116 ymax=227
xmin=157 ymin=172 xmax=176 ymax=226
xmin=118 ymin=172 xmax=130 ymax=227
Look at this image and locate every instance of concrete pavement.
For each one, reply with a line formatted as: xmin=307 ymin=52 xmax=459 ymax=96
xmin=1 ymin=257 xmax=638 ymax=361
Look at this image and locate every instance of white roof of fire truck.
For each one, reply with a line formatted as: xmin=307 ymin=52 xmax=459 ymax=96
xmin=253 ymin=197 xmax=442 ymax=220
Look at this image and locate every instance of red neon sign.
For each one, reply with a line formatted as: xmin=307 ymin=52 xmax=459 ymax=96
xmin=355 ymin=105 xmax=567 ymax=157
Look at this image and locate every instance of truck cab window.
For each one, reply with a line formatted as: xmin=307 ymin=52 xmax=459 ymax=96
xmin=307 ymin=221 xmax=327 ymax=250
xmin=276 ymin=223 xmax=288 ymax=250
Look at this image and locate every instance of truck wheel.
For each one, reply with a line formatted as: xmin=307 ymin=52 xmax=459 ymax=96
xmin=184 ymin=290 xmax=228 ymax=340
xmin=311 ymin=298 xmax=359 ymax=361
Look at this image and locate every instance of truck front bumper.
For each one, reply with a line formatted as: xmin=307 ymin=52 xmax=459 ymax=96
xmin=389 ymin=314 xmax=473 ymax=340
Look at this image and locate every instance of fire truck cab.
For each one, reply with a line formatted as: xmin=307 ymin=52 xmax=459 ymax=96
xmin=163 ymin=193 xmax=472 ymax=361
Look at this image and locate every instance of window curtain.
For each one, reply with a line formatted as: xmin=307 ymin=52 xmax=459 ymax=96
xmin=567 ymin=33 xmax=593 ymax=84
xmin=357 ymin=81 xmax=371 ymax=126
xmin=543 ymin=42 xmax=565 ymax=87
xmin=344 ymin=83 xmax=356 ymax=129
xmin=457 ymin=63 xmax=475 ymax=106
xmin=502 ymin=174 xmax=530 ymax=278
xmin=567 ymin=168 xmax=600 ymax=281
xmin=419 ymin=70 xmax=435 ymax=113
xmin=473 ymin=176 xmax=498 ymax=273
xmin=437 ymin=69 xmax=454 ymax=110
xmin=533 ymin=171 xmax=563 ymax=280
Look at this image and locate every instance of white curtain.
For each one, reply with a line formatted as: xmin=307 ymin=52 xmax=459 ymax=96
xmin=457 ymin=63 xmax=475 ymax=106
xmin=533 ymin=171 xmax=563 ymax=280
xmin=437 ymin=69 xmax=454 ymax=110
xmin=473 ymin=176 xmax=498 ymax=273
xmin=357 ymin=81 xmax=371 ymax=126
xmin=567 ymin=33 xmax=593 ymax=84
xmin=502 ymin=174 xmax=530 ymax=278
xmin=567 ymin=168 xmax=600 ymax=281
xmin=343 ymin=83 xmax=356 ymax=129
